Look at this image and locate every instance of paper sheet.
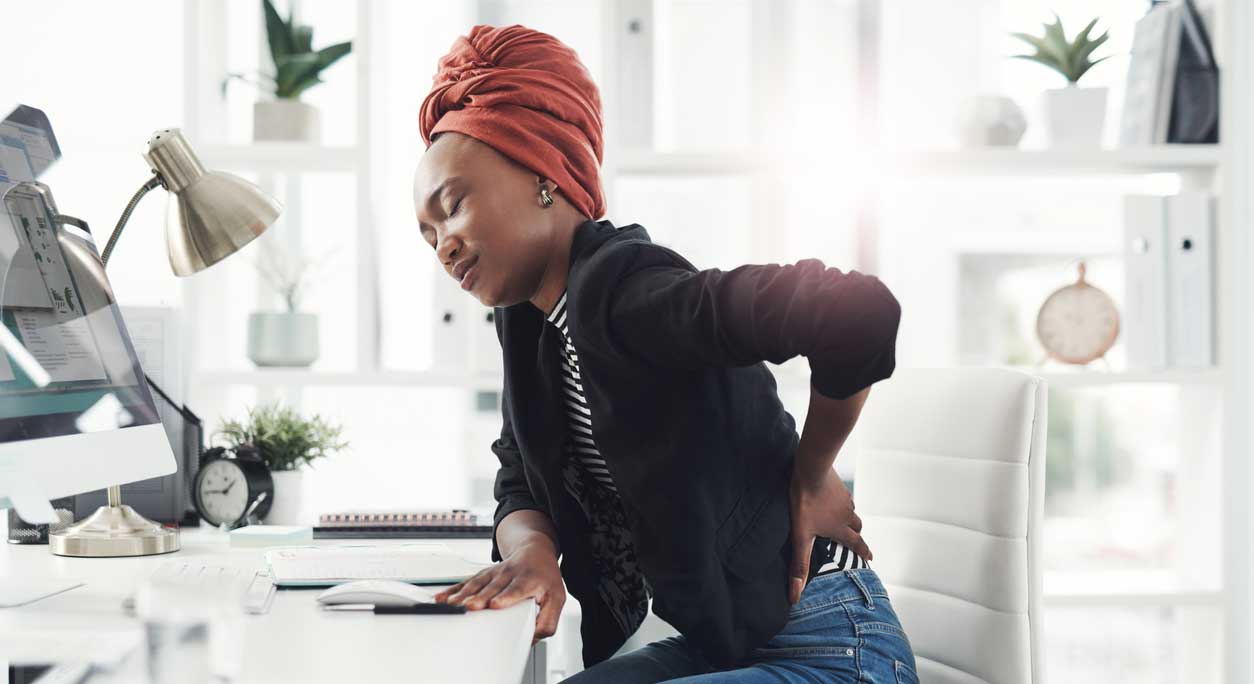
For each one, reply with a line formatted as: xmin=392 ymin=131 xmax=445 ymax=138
xmin=13 ymin=309 xmax=107 ymax=383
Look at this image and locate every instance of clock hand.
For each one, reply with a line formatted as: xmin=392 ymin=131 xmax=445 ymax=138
xmin=206 ymin=481 xmax=238 ymax=495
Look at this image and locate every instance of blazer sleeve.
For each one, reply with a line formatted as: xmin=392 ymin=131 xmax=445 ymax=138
xmin=606 ymin=250 xmax=902 ymax=401
xmin=489 ymin=311 xmax=545 ymax=563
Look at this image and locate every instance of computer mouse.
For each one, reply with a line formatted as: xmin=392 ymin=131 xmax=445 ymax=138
xmin=316 ymin=580 xmax=438 ymax=607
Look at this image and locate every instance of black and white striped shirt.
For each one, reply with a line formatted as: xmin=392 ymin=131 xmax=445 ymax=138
xmin=547 ymin=291 xmax=618 ymax=492
xmin=545 ymin=288 xmax=866 ymax=580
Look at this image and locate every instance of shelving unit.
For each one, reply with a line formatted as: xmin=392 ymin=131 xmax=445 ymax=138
xmin=172 ymin=3 xmax=1254 ymax=681
xmin=897 ymin=144 xmax=1223 ymax=176
xmin=197 ymin=143 xmax=358 ymax=173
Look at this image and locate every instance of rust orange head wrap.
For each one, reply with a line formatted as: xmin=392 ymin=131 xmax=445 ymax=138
xmin=419 ymin=24 xmax=605 ymax=220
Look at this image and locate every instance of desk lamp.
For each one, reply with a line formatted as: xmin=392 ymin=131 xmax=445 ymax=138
xmin=48 ymin=128 xmax=281 ymax=557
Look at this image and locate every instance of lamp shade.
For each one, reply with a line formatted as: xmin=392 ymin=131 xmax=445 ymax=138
xmin=142 ymin=129 xmax=281 ymax=276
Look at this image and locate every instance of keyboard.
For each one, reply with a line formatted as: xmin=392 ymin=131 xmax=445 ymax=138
xmin=143 ymin=561 xmax=277 ymax=615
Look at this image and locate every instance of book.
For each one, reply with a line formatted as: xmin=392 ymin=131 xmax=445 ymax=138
xmin=1120 ymin=3 xmax=1182 ymax=146
xmin=313 ymin=508 xmax=493 ymax=540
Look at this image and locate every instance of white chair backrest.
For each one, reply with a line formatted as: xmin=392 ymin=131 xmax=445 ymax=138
xmin=850 ymin=368 xmax=1047 ymax=684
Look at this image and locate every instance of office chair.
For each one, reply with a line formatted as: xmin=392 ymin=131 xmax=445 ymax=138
xmin=850 ymin=367 xmax=1048 ymax=684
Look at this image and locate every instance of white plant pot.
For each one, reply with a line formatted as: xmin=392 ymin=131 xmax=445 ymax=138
xmin=263 ymin=470 xmax=308 ymax=525
xmin=954 ymin=95 xmax=1027 ymax=147
xmin=253 ymin=100 xmax=321 ymax=143
xmin=1043 ymin=86 xmax=1108 ymax=147
xmin=248 ymin=312 xmax=319 ymax=367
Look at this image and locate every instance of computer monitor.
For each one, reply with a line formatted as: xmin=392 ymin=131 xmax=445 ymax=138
xmin=0 ymin=105 xmax=176 ymax=522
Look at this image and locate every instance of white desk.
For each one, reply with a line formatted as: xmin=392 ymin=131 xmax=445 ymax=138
xmin=0 ymin=528 xmax=544 ymax=683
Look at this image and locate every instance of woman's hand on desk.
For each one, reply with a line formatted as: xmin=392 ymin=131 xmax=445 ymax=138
xmin=432 ymin=541 xmax=566 ymax=645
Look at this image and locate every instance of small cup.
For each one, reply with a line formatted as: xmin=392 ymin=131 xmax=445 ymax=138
xmin=135 ymin=574 xmax=246 ymax=683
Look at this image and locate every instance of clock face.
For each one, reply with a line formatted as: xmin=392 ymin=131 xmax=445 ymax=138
xmin=1036 ymin=283 xmax=1120 ymax=364
xmin=195 ymin=459 xmax=251 ymax=526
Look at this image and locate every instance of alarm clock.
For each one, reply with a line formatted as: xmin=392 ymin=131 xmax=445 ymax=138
xmin=193 ymin=447 xmax=274 ymax=527
xmin=1036 ymin=261 xmax=1120 ymax=365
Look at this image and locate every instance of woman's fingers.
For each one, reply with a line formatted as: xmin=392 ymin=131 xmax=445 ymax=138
xmin=432 ymin=581 xmax=466 ymax=603
xmin=444 ymin=569 xmax=495 ymax=605
xmin=788 ymin=531 xmax=814 ymax=604
xmin=840 ymin=528 xmax=873 ymax=562
xmin=534 ymin=587 xmax=565 ymax=642
xmin=460 ymin=571 xmax=514 ymax=610
xmin=487 ymin=577 xmax=527 ymax=609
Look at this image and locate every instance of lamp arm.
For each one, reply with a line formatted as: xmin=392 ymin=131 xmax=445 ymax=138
xmin=101 ymin=174 xmax=163 ymax=267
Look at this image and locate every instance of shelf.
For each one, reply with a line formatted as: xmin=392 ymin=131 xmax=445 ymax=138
xmin=192 ymin=369 xmax=504 ymax=391
xmin=896 ymin=145 xmax=1222 ymax=177
xmin=196 ymin=143 xmax=359 ymax=173
xmin=1005 ymin=366 xmax=1225 ymax=388
xmin=605 ymin=145 xmax=1222 ymax=179
xmin=1044 ymin=570 xmax=1224 ymax=608
xmin=608 ymin=149 xmax=760 ymax=176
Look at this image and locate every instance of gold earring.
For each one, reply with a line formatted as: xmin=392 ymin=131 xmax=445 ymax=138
xmin=539 ymin=180 xmax=554 ymax=208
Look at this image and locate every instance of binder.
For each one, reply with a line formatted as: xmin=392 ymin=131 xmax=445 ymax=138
xmin=471 ymin=304 xmax=503 ymax=374
xmin=1123 ymin=195 xmax=1169 ymax=369
xmin=1165 ymin=192 xmax=1215 ymax=367
xmin=432 ymin=268 xmax=470 ymax=372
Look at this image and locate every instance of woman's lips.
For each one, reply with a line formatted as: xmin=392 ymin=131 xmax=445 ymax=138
xmin=460 ymin=258 xmax=479 ymax=291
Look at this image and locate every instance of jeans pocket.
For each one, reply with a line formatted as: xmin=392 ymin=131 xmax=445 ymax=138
xmin=895 ymin=659 xmax=919 ymax=684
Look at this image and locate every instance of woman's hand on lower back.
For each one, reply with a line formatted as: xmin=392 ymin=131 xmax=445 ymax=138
xmin=432 ymin=541 xmax=566 ymax=644
xmin=787 ymin=467 xmax=871 ymax=604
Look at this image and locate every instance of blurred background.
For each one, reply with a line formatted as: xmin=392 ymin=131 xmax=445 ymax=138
xmin=2 ymin=1 xmax=1241 ymax=682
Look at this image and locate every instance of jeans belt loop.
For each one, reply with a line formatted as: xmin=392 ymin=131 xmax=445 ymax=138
xmin=847 ymin=569 xmax=875 ymax=609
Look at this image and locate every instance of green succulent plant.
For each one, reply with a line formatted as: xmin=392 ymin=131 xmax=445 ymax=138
xmin=1011 ymin=14 xmax=1110 ymax=85
xmin=222 ymin=0 xmax=353 ymax=100
xmin=215 ymin=402 xmax=348 ymax=472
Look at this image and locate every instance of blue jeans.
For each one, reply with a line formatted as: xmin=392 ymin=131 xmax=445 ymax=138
xmin=559 ymin=567 xmax=918 ymax=683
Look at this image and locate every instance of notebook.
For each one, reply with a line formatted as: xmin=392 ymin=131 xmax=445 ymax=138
xmin=264 ymin=543 xmax=491 ymax=587
xmin=312 ymin=508 xmax=493 ymax=539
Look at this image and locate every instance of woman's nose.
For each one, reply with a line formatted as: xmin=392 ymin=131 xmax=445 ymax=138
xmin=436 ymin=235 xmax=461 ymax=264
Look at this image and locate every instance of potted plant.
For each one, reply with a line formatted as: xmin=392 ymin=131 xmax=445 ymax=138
xmin=215 ymin=402 xmax=348 ymax=525
xmin=222 ymin=0 xmax=353 ymax=142
xmin=1011 ymin=14 xmax=1111 ymax=147
xmin=246 ymin=240 xmax=330 ymax=368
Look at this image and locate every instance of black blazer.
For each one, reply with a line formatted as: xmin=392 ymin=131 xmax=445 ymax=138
xmin=489 ymin=219 xmax=901 ymax=668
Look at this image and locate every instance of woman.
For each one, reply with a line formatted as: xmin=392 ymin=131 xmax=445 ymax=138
xmin=418 ymin=25 xmax=915 ymax=684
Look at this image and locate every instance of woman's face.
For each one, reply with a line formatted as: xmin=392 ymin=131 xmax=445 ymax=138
xmin=413 ymin=132 xmax=559 ymax=308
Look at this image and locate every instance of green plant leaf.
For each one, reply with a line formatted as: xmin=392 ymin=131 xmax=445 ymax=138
xmin=1072 ymin=54 xmax=1113 ymax=82
xmin=1009 ymin=32 xmax=1058 ymax=61
xmin=262 ymin=0 xmax=293 ymax=69
xmin=1010 ymin=14 xmax=1109 ymax=85
xmin=316 ymin=41 xmax=353 ymax=70
xmin=286 ymin=76 xmax=324 ymax=101
xmin=275 ymin=54 xmax=320 ymax=98
xmin=292 ymin=24 xmax=314 ymax=54
xmin=1071 ymin=29 xmax=1109 ymax=74
xmin=1040 ymin=14 xmax=1072 ymax=65
xmin=213 ymin=401 xmax=348 ymax=472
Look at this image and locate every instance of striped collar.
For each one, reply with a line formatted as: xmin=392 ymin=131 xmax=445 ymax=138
xmin=546 ymin=289 xmax=569 ymax=326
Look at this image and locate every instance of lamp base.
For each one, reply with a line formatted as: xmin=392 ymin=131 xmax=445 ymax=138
xmin=49 ymin=504 xmax=180 ymax=557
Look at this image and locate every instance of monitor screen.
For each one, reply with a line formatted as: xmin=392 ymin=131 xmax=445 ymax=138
xmin=0 ymin=106 xmax=160 ymax=444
